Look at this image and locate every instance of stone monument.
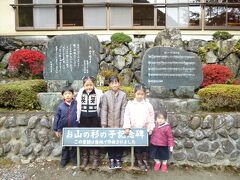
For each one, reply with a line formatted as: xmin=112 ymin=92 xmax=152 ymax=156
xmin=141 ymin=47 xmax=203 ymax=113
xmin=38 ymin=34 xmax=100 ymax=112
xmin=141 ymin=47 xmax=202 ymax=89
xmin=44 ymin=34 xmax=100 ymax=81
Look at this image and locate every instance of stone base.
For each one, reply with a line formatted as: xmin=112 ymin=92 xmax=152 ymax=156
xmin=149 ymin=98 xmax=200 ymax=113
xmin=46 ymin=80 xmax=83 ymax=92
xmin=38 ymin=92 xmax=200 ymax=113
xmin=37 ymin=92 xmax=62 ymax=112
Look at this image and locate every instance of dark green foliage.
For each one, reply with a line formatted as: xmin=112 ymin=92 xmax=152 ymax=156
xmin=213 ymin=31 xmax=233 ymax=40
xmin=111 ymin=32 xmax=132 ymax=44
xmin=98 ymin=86 xmax=134 ymax=100
xmin=198 ymin=84 xmax=240 ymax=111
xmin=232 ymin=39 xmax=240 ymax=55
xmin=197 ymin=41 xmax=218 ymax=62
xmin=0 ymin=80 xmax=47 ymax=110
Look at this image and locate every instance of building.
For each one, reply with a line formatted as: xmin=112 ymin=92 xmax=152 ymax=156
xmin=0 ymin=0 xmax=240 ymax=41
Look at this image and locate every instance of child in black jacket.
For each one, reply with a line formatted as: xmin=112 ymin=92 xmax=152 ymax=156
xmin=53 ymin=86 xmax=78 ymax=168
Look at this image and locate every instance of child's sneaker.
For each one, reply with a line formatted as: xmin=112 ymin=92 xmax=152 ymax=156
xmin=108 ymin=159 xmax=115 ymax=169
xmin=161 ymin=164 xmax=167 ymax=172
xmin=115 ymin=160 xmax=122 ymax=169
xmin=153 ymin=162 xmax=161 ymax=172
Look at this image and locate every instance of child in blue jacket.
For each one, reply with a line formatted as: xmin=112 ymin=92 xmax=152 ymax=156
xmin=53 ymin=86 xmax=79 ymax=168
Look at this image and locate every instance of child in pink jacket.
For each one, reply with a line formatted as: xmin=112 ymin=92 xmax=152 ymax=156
xmin=150 ymin=110 xmax=174 ymax=172
xmin=123 ymin=84 xmax=155 ymax=171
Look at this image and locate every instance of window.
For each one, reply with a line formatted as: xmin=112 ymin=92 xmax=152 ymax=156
xmin=109 ymin=0 xmax=132 ymax=28
xmin=62 ymin=0 xmax=83 ymax=27
xmin=83 ymin=0 xmax=106 ymax=29
xmin=165 ymin=0 xmax=200 ymax=28
xmin=205 ymin=5 xmax=227 ymax=26
xmin=14 ymin=0 xmax=240 ymax=30
xmin=33 ymin=0 xmax=56 ymax=28
xmin=227 ymin=4 xmax=240 ymax=27
xmin=133 ymin=0 xmax=154 ymax=26
xmin=205 ymin=0 xmax=240 ymax=28
xmin=18 ymin=0 xmax=33 ymax=27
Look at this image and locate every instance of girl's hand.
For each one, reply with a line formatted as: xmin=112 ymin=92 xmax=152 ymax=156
xmin=55 ymin=131 xmax=61 ymax=138
xmin=169 ymin=146 xmax=173 ymax=153
xmin=148 ymin=130 xmax=152 ymax=135
xmin=124 ymin=128 xmax=130 ymax=135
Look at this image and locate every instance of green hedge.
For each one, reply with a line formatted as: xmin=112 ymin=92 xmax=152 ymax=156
xmin=111 ymin=32 xmax=132 ymax=44
xmin=198 ymin=84 xmax=240 ymax=111
xmin=0 ymin=80 xmax=47 ymax=110
xmin=98 ymin=86 xmax=134 ymax=100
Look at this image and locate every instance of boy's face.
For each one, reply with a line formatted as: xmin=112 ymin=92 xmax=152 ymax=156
xmin=135 ymin=89 xmax=145 ymax=102
xmin=156 ymin=114 xmax=166 ymax=125
xmin=63 ymin=91 xmax=74 ymax=103
xmin=83 ymin=80 xmax=94 ymax=93
xmin=109 ymin=80 xmax=120 ymax=92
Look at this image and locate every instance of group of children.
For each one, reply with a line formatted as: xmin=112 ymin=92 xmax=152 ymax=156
xmin=53 ymin=76 xmax=174 ymax=172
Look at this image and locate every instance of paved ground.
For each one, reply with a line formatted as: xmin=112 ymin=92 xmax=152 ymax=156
xmin=0 ymin=160 xmax=239 ymax=180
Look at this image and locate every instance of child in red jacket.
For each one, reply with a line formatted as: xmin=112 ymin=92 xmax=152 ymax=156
xmin=150 ymin=110 xmax=174 ymax=172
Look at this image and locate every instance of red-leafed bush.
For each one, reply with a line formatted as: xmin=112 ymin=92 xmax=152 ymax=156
xmin=8 ymin=49 xmax=45 ymax=78
xmin=201 ymin=64 xmax=233 ymax=87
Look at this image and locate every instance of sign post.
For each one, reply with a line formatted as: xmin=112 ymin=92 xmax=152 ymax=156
xmin=62 ymin=128 xmax=149 ymax=168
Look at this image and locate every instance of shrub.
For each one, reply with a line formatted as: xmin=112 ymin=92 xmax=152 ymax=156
xmin=198 ymin=84 xmax=240 ymax=111
xmin=98 ymin=70 xmax=125 ymax=85
xmin=197 ymin=41 xmax=218 ymax=62
xmin=98 ymin=86 xmax=134 ymax=100
xmin=213 ymin=31 xmax=233 ymax=40
xmin=201 ymin=64 xmax=233 ymax=87
xmin=111 ymin=33 xmax=132 ymax=44
xmin=232 ymin=39 xmax=240 ymax=56
xmin=8 ymin=49 xmax=45 ymax=78
xmin=99 ymin=70 xmax=118 ymax=81
xmin=0 ymin=80 xmax=47 ymax=110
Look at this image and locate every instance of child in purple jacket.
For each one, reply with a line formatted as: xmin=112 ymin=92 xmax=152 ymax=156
xmin=53 ymin=86 xmax=78 ymax=168
xmin=150 ymin=110 xmax=174 ymax=172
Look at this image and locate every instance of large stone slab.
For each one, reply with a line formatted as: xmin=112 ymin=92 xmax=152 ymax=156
xmin=149 ymin=98 xmax=200 ymax=113
xmin=141 ymin=47 xmax=203 ymax=89
xmin=44 ymin=34 xmax=100 ymax=81
xmin=37 ymin=92 xmax=62 ymax=112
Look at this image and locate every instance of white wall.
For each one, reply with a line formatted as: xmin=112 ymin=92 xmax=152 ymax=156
xmin=0 ymin=0 xmax=16 ymax=35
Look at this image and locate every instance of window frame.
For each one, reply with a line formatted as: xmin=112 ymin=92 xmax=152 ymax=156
xmin=10 ymin=0 xmax=240 ymax=31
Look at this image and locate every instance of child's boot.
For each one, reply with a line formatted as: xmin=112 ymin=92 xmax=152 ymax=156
xmin=92 ymin=149 xmax=99 ymax=170
xmin=142 ymin=152 xmax=150 ymax=171
xmin=135 ymin=153 xmax=145 ymax=171
xmin=137 ymin=160 xmax=146 ymax=171
xmin=81 ymin=148 xmax=88 ymax=168
xmin=161 ymin=163 xmax=167 ymax=172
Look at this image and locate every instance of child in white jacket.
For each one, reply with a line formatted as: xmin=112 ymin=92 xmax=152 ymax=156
xmin=123 ymin=84 xmax=155 ymax=171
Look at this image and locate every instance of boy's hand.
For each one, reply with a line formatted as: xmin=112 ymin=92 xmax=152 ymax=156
xmin=55 ymin=131 xmax=61 ymax=138
xmin=124 ymin=128 xmax=130 ymax=135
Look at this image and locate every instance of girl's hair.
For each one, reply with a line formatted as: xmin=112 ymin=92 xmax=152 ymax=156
xmin=82 ymin=76 xmax=95 ymax=85
xmin=133 ymin=84 xmax=146 ymax=93
xmin=61 ymin=86 xmax=74 ymax=95
xmin=109 ymin=76 xmax=119 ymax=83
xmin=155 ymin=110 xmax=167 ymax=120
